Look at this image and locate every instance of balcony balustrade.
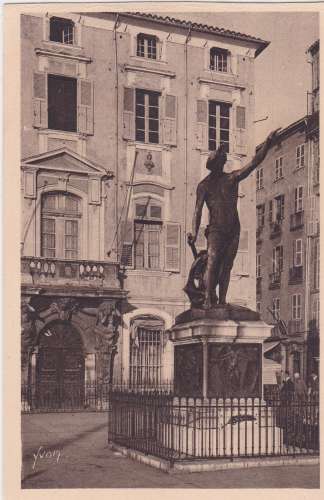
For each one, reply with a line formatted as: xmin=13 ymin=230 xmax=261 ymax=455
xmin=21 ymin=256 xmax=122 ymax=290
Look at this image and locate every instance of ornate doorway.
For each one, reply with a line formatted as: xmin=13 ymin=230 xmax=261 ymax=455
xmin=36 ymin=321 xmax=84 ymax=409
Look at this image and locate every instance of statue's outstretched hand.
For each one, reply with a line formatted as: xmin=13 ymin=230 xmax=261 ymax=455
xmin=255 ymin=128 xmax=281 ymax=165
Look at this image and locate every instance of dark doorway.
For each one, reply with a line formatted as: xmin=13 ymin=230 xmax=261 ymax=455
xmin=36 ymin=321 xmax=84 ymax=409
xmin=48 ymin=75 xmax=77 ymax=132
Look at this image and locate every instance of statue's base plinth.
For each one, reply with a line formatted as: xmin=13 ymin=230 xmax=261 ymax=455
xmin=170 ymin=304 xmax=272 ymax=399
xmin=175 ymin=304 xmax=260 ymax=325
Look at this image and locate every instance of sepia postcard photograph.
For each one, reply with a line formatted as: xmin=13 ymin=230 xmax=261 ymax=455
xmin=3 ymin=1 xmax=322 ymax=497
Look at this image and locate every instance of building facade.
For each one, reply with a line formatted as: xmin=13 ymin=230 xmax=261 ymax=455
xmin=21 ymin=11 xmax=268 ymax=406
xmin=255 ymin=39 xmax=320 ymax=381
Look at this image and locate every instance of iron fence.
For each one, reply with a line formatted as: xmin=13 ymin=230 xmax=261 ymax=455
xmin=108 ymin=389 xmax=319 ymax=462
xmin=21 ymin=381 xmax=174 ymax=413
xmin=21 ymin=382 xmax=111 ymax=413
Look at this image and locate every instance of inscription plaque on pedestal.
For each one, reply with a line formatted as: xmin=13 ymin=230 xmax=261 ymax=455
xmin=208 ymin=343 xmax=262 ymax=398
xmin=174 ymin=344 xmax=203 ymax=397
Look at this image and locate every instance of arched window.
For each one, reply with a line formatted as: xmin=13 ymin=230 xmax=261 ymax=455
xmin=129 ymin=316 xmax=165 ymax=387
xmin=41 ymin=192 xmax=81 ymax=259
xmin=210 ymin=47 xmax=230 ymax=72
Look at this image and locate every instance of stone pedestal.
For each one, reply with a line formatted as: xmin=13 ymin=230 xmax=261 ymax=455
xmin=170 ymin=305 xmax=273 ymax=398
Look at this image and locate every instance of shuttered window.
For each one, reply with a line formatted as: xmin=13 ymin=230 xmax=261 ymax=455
xmin=272 ymin=245 xmax=283 ymax=273
xmin=296 ymin=144 xmax=305 ymax=169
xmin=134 ymin=222 xmax=162 ymax=270
xmin=135 ymin=90 xmax=160 ymax=144
xmin=48 ymin=75 xmax=77 ymax=132
xmin=292 ymin=294 xmax=302 ymax=320
xmin=294 ymin=186 xmax=304 ymax=213
xmin=256 ymin=168 xmax=263 ymax=190
xmin=294 ymin=239 xmax=303 ymax=267
xmin=33 ymin=72 xmax=93 ymax=134
xmin=275 ymin=157 xmax=284 ymax=181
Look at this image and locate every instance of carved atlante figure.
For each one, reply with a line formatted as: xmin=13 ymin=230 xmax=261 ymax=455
xmin=187 ymin=130 xmax=279 ymax=309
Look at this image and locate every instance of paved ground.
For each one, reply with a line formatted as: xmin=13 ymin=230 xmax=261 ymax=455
xmin=21 ymin=413 xmax=320 ymax=489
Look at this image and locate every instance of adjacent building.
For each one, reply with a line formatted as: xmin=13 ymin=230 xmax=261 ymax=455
xmin=21 ymin=11 xmax=269 ymax=407
xmin=255 ymin=40 xmax=319 ymax=381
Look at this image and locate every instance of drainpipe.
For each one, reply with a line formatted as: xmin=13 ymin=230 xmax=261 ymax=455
xmin=304 ymin=121 xmax=312 ymax=379
xmin=113 ymin=13 xmax=120 ymax=260
xmin=183 ymin=25 xmax=191 ymax=310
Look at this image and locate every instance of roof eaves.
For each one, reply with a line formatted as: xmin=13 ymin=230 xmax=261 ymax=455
xmin=119 ymin=12 xmax=270 ymax=57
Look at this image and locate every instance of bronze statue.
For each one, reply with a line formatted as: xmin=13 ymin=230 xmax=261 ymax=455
xmin=186 ymin=130 xmax=279 ymax=309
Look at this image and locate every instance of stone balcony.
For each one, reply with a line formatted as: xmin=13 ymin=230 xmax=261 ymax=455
xmin=21 ymin=256 xmax=125 ymax=294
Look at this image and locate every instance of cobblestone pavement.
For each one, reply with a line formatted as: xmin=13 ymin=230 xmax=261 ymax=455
xmin=22 ymin=413 xmax=320 ymax=489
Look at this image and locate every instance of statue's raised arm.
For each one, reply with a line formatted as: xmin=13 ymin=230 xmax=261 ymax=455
xmin=232 ymin=129 xmax=280 ymax=182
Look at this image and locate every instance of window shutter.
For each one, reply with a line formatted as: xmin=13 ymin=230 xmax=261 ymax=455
xmin=77 ymin=79 xmax=94 ymax=135
xmin=196 ymin=100 xmax=208 ymax=150
xmin=33 ymin=72 xmax=47 ymax=128
xmin=234 ymin=106 xmax=247 ymax=156
xmin=120 ymin=220 xmax=134 ymax=267
xmin=123 ymin=87 xmax=135 ymax=140
xmin=162 ymin=94 xmax=177 ymax=146
xmin=156 ymin=39 xmax=163 ymax=60
xmin=164 ymin=222 xmax=181 ymax=272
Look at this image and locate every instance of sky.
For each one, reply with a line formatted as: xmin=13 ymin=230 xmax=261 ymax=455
xmin=171 ymin=11 xmax=319 ymax=145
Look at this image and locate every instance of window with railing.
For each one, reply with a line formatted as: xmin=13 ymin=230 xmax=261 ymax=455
xmin=129 ymin=317 xmax=164 ymax=386
xmin=41 ymin=192 xmax=81 ymax=259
